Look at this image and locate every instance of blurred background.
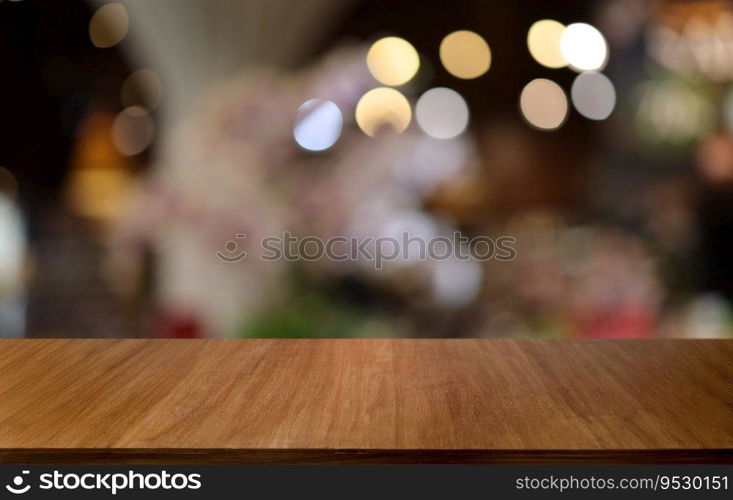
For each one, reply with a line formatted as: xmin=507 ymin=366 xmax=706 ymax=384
xmin=0 ymin=0 xmax=732 ymax=338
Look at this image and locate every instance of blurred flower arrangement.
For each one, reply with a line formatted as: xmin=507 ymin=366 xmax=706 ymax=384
xmin=119 ymin=46 xmax=483 ymax=337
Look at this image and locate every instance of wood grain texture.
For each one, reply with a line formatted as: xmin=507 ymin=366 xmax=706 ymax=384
xmin=0 ymin=339 xmax=731 ymax=464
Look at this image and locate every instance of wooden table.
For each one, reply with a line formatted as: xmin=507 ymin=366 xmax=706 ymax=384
xmin=1 ymin=339 xmax=731 ymax=464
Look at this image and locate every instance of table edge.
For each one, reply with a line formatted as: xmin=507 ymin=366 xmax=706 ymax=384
xmin=2 ymin=449 xmax=732 ymax=465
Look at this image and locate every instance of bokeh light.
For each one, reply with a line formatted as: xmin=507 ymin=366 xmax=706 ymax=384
xmin=293 ymin=99 xmax=343 ymax=151
xmin=683 ymin=294 xmax=732 ymax=338
xmin=647 ymin=14 xmax=733 ymax=82
xmin=355 ymin=87 xmax=412 ymax=137
xmin=121 ymin=69 xmax=163 ymax=111
xmin=560 ymin=23 xmax=608 ymax=71
xmin=697 ymin=133 xmax=733 ymax=185
xmin=111 ymin=106 xmax=155 ymax=156
xmin=393 ymin=136 xmax=469 ymax=196
xmin=527 ymin=19 xmax=567 ymax=68
xmin=724 ymin=88 xmax=733 ymax=133
xmin=89 ymin=3 xmax=129 ymax=49
xmin=519 ymin=78 xmax=568 ymax=130
xmin=571 ymin=72 xmax=616 ymax=120
xmin=366 ymin=37 xmax=420 ymax=86
xmin=635 ymin=81 xmax=714 ymax=145
xmin=0 ymin=167 xmax=18 ymax=206
xmin=432 ymin=258 xmax=482 ymax=307
xmin=415 ymin=88 xmax=469 ymax=139
xmin=439 ymin=30 xmax=491 ymax=79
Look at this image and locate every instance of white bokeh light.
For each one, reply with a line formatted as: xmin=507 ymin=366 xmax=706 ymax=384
xmin=560 ymin=23 xmax=608 ymax=71
xmin=571 ymin=72 xmax=616 ymax=120
xmin=293 ymin=99 xmax=343 ymax=151
xmin=111 ymin=106 xmax=155 ymax=156
xmin=432 ymin=258 xmax=482 ymax=308
xmin=393 ymin=136 xmax=469 ymax=196
xmin=415 ymin=88 xmax=469 ymax=139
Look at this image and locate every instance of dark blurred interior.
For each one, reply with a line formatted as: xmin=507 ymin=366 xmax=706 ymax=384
xmin=0 ymin=0 xmax=731 ymax=338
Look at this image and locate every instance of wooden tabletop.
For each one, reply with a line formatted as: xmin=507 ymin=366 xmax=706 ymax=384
xmin=1 ymin=339 xmax=731 ymax=464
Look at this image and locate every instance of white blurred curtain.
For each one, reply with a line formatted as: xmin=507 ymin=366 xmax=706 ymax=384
xmin=89 ymin=0 xmax=354 ymax=335
xmin=98 ymin=0 xmax=353 ymax=127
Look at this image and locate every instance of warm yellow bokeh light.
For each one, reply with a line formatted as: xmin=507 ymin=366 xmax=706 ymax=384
xmin=66 ymin=168 xmax=133 ymax=220
xmin=366 ymin=37 xmax=420 ymax=86
xmin=89 ymin=3 xmax=129 ymax=48
xmin=527 ymin=20 xmax=567 ymax=69
xmin=439 ymin=30 xmax=491 ymax=79
xmin=355 ymin=87 xmax=412 ymax=137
